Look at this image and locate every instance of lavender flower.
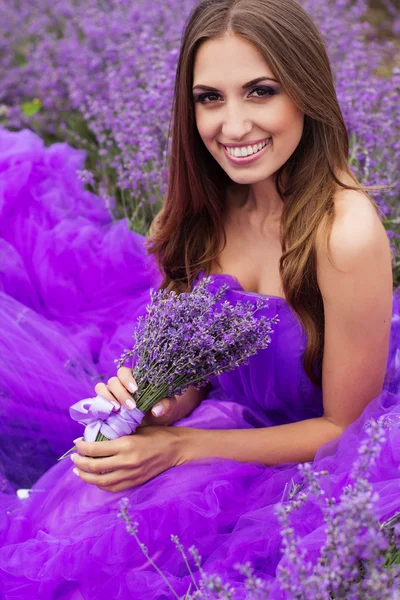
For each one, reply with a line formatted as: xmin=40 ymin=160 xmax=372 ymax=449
xmin=60 ymin=275 xmax=278 ymax=454
xmin=118 ymin=276 xmax=278 ymax=412
xmin=117 ymin=419 xmax=400 ymax=599
xmin=0 ymin=0 xmax=399 ymax=281
xmin=275 ymin=419 xmax=400 ymax=599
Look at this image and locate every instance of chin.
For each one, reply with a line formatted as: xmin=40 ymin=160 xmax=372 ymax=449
xmin=226 ymin=169 xmax=277 ymax=185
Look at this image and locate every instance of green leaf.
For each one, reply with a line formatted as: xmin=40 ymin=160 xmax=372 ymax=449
xmin=21 ymin=98 xmax=42 ymax=117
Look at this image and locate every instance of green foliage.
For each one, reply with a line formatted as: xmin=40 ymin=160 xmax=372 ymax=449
xmin=21 ymin=98 xmax=42 ymax=118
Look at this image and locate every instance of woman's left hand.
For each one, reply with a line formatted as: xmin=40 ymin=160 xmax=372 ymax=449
xmin=71 ymin=426 xmax=188 ymax=493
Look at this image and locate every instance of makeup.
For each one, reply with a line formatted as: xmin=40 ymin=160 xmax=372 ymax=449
xmin=222 ymin=138 xmax=271 ymax=166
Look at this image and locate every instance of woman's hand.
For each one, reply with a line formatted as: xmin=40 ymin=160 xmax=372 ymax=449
xmin=71 ymin=426 xmax=188 ymax=492
xmin=94 ymin=366 xmax=180 ymax=426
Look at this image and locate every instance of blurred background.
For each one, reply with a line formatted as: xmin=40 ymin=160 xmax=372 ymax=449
xmin=0 ymin=0 xmax=399 ymax=284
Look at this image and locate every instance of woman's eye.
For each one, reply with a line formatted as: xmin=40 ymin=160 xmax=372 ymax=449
xmin=250 ymin=86 xmax=276 ymax=98
xmin=194 ymin=86 xmax=277 ymax=104
xmin=195 ymin=92 xmax=221 ymax=104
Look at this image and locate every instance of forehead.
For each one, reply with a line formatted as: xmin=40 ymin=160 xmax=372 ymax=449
xmin=193 ymin=34 xmax=274 ymax=84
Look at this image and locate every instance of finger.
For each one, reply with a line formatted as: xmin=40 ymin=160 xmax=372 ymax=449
xmin=73 ymin=467 xmax=132 ymax=487
xmin=154 ymin=397 xmax=176 ymax=418
xmin=144 ymin=396 xmax=177 ymax=426
xmin=71 ymin=453 xmax=122 ymax=474
xmin=116 ymin=366 xmax=138 ymax=397
xmin=107 ymin=376 xmax=137 ymax=411
xmin=97 ymin=480 xmax=139 ymax=493
xmin=75 ymin=438 xmax=122 ymax=458
xmin=97 ymin=467 xmax=158 ymax=491
xmin=94 ymin=382 xmax=120 ymax=412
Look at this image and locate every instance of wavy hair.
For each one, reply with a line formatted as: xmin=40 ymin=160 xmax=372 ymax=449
xmin=146 ymin=0 xmax=385 ymax=385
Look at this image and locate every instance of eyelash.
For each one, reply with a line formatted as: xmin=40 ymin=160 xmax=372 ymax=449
xmin=194 ymin=86 xmax=277 ymax=104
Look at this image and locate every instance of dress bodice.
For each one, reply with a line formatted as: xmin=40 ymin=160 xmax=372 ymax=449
xmin=195 ymin=272 xmax=324 ymax=427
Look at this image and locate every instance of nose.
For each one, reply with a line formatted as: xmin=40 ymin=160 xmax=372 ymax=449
xmin=221 ymin=104 xmax=252 ymax=141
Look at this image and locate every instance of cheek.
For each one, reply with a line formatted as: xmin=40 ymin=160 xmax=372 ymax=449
xmin=195 ymin=109 xmax=218 ymax=144
xmin=290 ymin=107 xmax=305 ymax=138
xmin=268 ymin=100 xmax=304 ymax=138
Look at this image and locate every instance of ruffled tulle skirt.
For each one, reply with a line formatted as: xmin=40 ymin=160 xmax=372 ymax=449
xmin=0 ymin=128 xmax=161 ymax=491
xmin=1 ymin=389 xmax=399 ymax=599
xmin=0 ymin=128 xmax=399 ymax=599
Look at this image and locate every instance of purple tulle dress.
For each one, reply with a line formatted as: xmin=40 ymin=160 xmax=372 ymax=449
xmin=0 ymin=128 xmax=399 ymax=599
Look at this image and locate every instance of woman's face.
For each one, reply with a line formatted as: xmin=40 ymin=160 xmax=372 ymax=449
xmin=192 ymin=33 xmax=304 ymax=187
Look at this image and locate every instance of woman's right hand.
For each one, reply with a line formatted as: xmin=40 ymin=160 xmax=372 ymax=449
xmin=94 ymin=366 xmax=180 ymax=426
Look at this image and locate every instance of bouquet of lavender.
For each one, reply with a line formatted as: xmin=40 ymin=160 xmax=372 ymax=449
xmin=60 ymin=276 xmax=278 ymax=459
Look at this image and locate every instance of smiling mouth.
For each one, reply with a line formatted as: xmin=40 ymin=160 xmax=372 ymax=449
xmin=223 ymin=138 xmax=271 ymax=158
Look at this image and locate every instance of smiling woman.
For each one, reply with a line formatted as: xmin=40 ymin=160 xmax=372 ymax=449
xmin=148 ymin=5 xmax=388 ymax=388
xmin=0 ymin=0 xmax=399 ymax=597
xmin=192 ymin=36 xmax=303 ymax=179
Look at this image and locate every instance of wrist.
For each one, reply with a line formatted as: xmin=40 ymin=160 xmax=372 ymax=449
xmin=172 ymin=426 xmax=207 ymax=465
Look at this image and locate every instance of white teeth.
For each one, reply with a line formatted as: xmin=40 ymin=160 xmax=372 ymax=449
xmin=226 ymin=138 xmax=270 ymax=158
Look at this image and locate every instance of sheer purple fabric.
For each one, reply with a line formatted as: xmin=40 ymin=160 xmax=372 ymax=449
xmin=0 ymin=129 xmax=399 ymax=599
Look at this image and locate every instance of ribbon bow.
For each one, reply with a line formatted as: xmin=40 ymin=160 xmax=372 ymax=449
xmin=69 ymin=395 xmax=145 ymax=442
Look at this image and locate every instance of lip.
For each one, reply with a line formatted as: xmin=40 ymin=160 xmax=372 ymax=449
xmin=222 ymin=137 xmax=270 ymax=148
xmin=222 ymin=138 xmax=271 ymax=166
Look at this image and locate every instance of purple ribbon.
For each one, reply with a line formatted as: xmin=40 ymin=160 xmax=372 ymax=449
xmin=69 ymin=395 xmax=145 ymax=442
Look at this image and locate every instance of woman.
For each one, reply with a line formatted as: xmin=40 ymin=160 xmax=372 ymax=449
xmin=0 ymin=0 xmax=399 ymax=597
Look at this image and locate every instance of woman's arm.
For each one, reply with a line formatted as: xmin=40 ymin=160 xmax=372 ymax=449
xmin=175 ymin=417 xmax=343 ymax=464
xmin=175 ymin=190 xmax=394 ymax=466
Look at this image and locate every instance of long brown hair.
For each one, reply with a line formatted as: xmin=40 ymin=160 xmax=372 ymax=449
xmin=145 ymin=0 xmax=386 ymax=386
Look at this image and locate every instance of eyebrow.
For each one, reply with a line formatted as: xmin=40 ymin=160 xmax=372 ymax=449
xmin=192 ymin=76 xmax=279 ymax=92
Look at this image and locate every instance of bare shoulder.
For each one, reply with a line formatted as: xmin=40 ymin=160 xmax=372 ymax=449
xmin=315 ymin=183 xmax=392 ymax=273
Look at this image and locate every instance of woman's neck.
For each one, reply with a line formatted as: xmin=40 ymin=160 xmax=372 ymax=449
xmin=225 ymin=182 xmax=284 ymax=229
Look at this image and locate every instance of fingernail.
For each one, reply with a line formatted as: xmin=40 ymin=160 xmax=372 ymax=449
xmin=72 ymin=468 xmax=80 ymax=477
xmin=70 ymin=454 xmax=76 ymax=462
xmin=128 ymin=382 xmax=138 ymax=394
xmin=152 ymin=405 xmax=164 ymax=417
xmin=126 ymin=398 xmax=136 ymax=410
xmin=111 ymin=400 xmax=120 ymax=411
xmin=73 ymin=437 xmax=82 ymax=444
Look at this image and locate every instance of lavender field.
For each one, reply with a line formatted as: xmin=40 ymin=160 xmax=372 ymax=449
xmin=0 ymin=0 xmax=399 ymax=284
xmin=0 ymin=1 xmax=400 ymax=597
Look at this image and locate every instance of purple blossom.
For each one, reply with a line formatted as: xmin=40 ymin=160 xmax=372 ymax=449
xmin=118 ymin=419 xmax=400 ymax=599
xmin=59 ymin=275 xmax=277 ymax=455
xmin=117 ymin=276 xmax=279 ymax=413
xmin=0 ymin=0 xmax=399 ymax=281
xmin=274 ymin=419 xmax=400 ymax=599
